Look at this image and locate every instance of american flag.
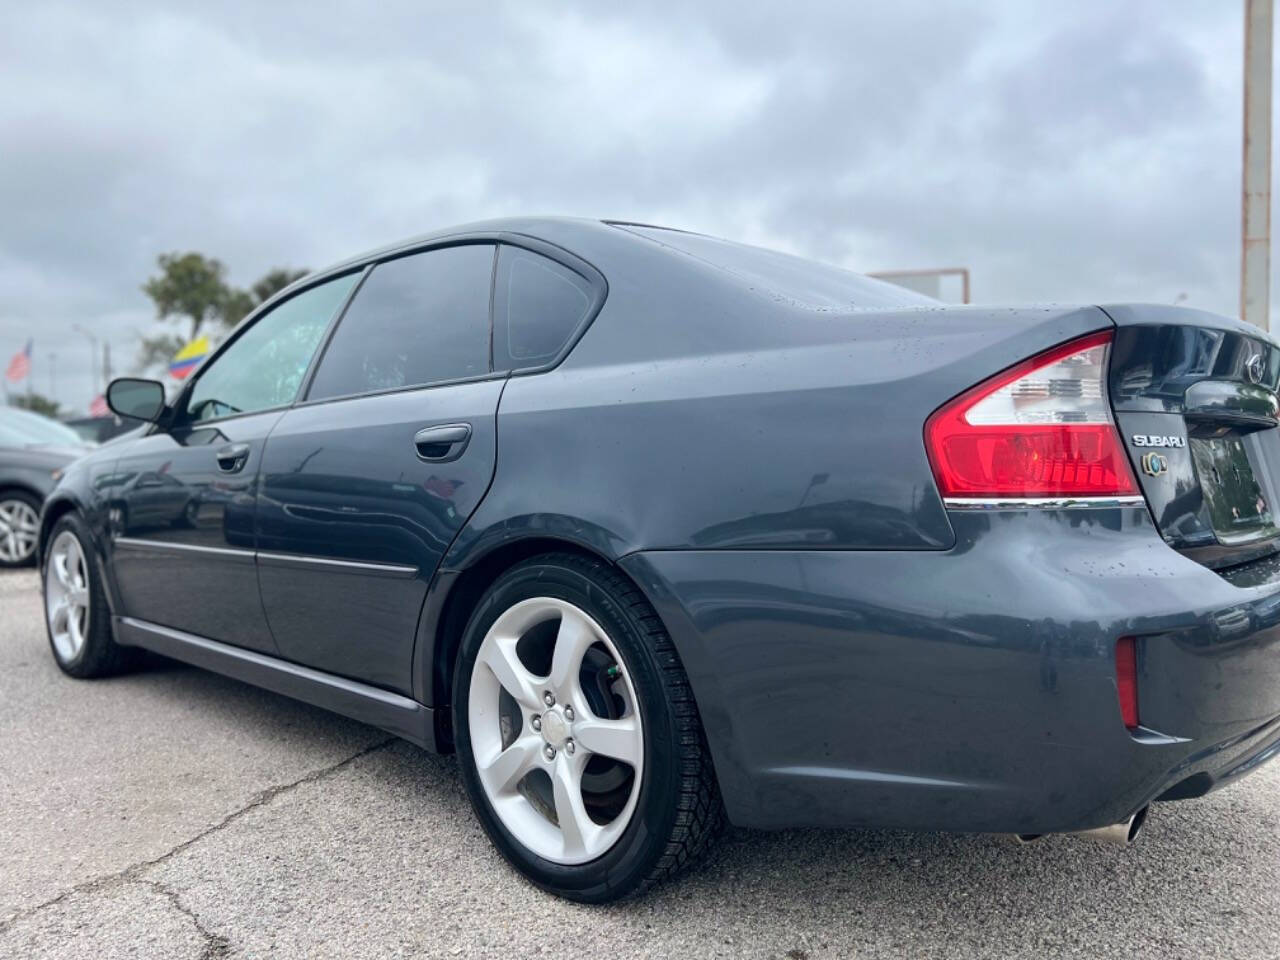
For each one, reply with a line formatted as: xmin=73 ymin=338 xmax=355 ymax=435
xmin=5 ymin=339 xmax=32 ymax=383
xmin=88 ymin=394 xmax=109 ymax=417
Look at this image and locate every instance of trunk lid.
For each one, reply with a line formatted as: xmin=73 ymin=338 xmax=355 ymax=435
xmin=1104 ymin=304 xmax=1280 ymax=569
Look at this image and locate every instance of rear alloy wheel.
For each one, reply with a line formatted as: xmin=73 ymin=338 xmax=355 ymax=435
xmin=42 ymin=512 xmax=135 ymax=678
xmin=0 ymin=493 xmax=40 ymax=567
xmin=454 ymin=553 xmax=723 ymax=902
xmin=469 ymin=597 xmax=644 ymax=864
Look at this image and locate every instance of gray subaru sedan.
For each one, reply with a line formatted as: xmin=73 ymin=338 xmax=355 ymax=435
xmin=38 ymin=218 xmax=1280 ymax=901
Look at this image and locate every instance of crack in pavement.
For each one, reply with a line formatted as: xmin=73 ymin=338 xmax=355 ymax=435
xmin=134 ymin=878 xmax=232 ymax=960
xmin=0 ymin=736 xmax=397 ymax=938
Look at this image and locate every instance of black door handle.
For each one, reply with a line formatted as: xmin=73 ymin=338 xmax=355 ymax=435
xmin=414 ymin=423 xmax=472 ymax=462
xmin=215 ymin=442 xmax=251 ymax=473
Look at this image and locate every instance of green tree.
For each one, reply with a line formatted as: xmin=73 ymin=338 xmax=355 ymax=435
xmin=252 ymin=267 xmax=309 ymax=305
xmin=219 ymin=288 xmax=256 ymax=330
xmin=134 ymin=332 xmax=187 ymax=374
xmin=136 ymin=255 xmax=311 ymax=373
xmin=141 ymin=252 xmax=234 ymax=340
xmin=221 ymin=267 xmax=311 ymax=328
xmin=12 ymin=392 xmax=61 ymax=418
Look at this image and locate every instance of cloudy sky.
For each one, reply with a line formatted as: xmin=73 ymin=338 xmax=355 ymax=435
xmin=0 ymin=0 xmax=1259 ymax=413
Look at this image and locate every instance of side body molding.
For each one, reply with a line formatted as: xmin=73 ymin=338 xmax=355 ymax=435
xmin=114 ymin=617 xmax=439 ymax=749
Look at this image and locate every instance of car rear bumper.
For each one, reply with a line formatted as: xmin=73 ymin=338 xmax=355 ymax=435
xmin=620 ymin=506 xmax=1280 ymax=834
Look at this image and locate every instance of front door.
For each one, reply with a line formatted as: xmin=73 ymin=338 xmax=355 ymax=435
xmin=109 ymin=271 xmax=361 ymax=652
xmin=111 ymin=411 xmax=282 ymax=651
xmin=255 ymin=242 xmax=502 ymax=693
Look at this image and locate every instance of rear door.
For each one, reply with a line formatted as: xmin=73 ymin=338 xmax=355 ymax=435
xmin=1107 ymin=305 xmax=1280 ymax=568
xmin=255 ymin=242 xmax=502 ymax=693
xmin=110 ymin=272 xmax=361 ymax=651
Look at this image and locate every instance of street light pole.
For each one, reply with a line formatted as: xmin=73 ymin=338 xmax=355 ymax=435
xmin=72 ymin=323 xmax=100 ymax=397
xmin=1242 ymin=0 xmax=1273 ymax=330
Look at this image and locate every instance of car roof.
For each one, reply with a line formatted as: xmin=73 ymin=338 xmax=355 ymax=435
xmin=304 ymin=216 xmax=611 ymax=284
xmin=253 ymin=216 xmax=934 ymax=329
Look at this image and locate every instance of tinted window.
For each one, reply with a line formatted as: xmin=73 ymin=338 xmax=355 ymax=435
xmin=307 ymin=245 xmax=494 ymax=401
xmin=619 ymin=225 xmax=937 ymax=309
xmin=493 ymin=246 xmax=594 ymax=369
xmin=186 ymin=273 xmax=358 ymax=422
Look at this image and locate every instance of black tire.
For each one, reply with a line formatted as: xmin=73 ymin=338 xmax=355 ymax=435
xmin=0 ymin=489 xmax=41 ymax=568
xmin=42 ymin=511 xmax=136 ymax=678
xmin=453 ymin=552 xmax=724 ymax=902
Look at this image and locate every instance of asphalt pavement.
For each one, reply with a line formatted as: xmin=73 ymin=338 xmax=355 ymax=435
xmin=1 ymin=567 xmax=1278 ymax=959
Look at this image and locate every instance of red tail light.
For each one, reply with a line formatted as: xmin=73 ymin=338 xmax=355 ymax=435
xmin=925 ymin=330 xmax=1139 ymax=501
xmin=1115 ymin=637 xmax=1139 ymax=730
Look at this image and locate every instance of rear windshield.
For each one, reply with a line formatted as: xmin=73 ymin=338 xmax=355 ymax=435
xmin=617 ymin=224 xmax=937 ymax=310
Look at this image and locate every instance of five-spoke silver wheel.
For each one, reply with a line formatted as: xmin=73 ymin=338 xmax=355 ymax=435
xmin=0 ymin=497 xmax=39 ymax=565
xmin=45 ymin=530 xmax=91 ymax=663
xmin=468 ymin=597 xmax=644 ymax=864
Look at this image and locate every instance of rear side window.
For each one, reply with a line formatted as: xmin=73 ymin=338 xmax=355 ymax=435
xmin=493 ymin=245 xmax=594 ymax=370
xmin=307 ymin=244 xmax=495 ymax=401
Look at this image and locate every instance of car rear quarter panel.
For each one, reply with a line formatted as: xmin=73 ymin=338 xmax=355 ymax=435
xmin=433 ymin=232 xmax=1280 ymax=829
xmin=449 ymin=227 xmax=1119 ymax=560
xmin=620 ymin=508 xmax=1280 ymax=834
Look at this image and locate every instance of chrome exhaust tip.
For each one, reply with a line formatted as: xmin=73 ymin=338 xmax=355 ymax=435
xmin=1009 ymin=806 xmax=1149 ymax=847
xmin=1068 ymin=805 xmax=1149 ymax=845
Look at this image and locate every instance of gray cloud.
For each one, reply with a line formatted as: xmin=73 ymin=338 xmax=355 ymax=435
xmin=0 ymin=0 xmax=1258 ymax=411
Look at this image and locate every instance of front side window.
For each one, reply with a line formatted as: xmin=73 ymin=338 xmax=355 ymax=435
xmin=185 ymin=273 xmax=358 ymax=423
xmin=493 ymin=245 xmax=595 ymax=370
xmin=306 ymin=244 xmax=494 ymax=401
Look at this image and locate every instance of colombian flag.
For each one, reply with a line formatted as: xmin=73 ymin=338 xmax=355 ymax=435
xmin=169 ymin=335 xmax=210 ymax=380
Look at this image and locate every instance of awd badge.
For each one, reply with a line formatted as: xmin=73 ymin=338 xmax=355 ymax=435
xmin=1140 ymin=452 xmax=1169 ymax=477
